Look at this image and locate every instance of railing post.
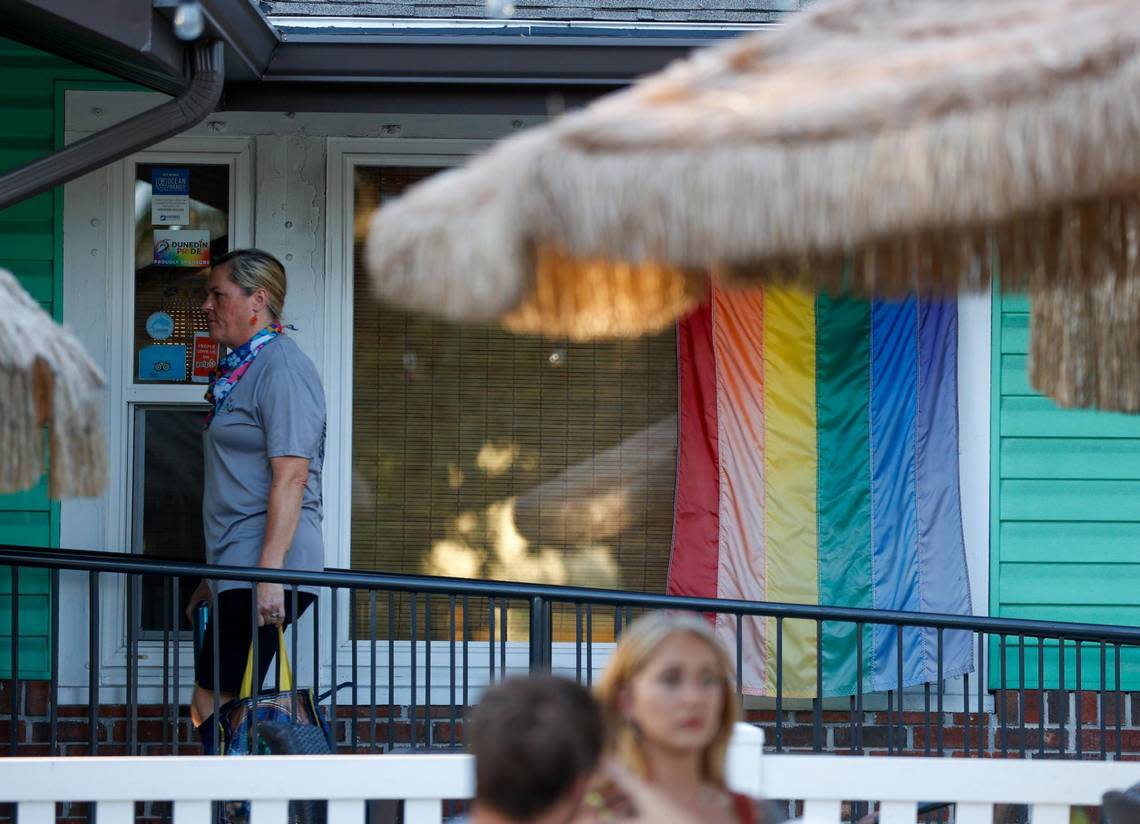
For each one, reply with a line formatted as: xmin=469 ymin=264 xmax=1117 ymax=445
xmin=10 ymin=564 xmax=18 ymax=757
xmin=88 ymin=571 xmax=100 ymax=757
xmin=544 ymin=599 xmax=553 ymax=671
xmin=529 ymin=596 xmax=548 ymax=674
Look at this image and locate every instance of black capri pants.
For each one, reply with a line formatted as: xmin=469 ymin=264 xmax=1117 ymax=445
xmin=195 ymin=588 xmax=317 ymax=696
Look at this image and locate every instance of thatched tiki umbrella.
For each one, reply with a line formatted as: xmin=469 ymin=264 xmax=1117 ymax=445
xmin=0 ymin=268 xmax=106 ymax=497
xmin=367 ymin=0 xmax=1140 ymax=412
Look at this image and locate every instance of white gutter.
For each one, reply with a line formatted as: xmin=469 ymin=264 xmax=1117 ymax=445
xmin=268 ymin=15 xmax=777 ymax=33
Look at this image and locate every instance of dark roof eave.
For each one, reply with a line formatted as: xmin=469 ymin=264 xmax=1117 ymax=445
xmin=1 ymin=0 xmax=188 ymax=95
xmin=0 ymin=0 xmax=279 ymax=94
xmin=221 ymin=79 xmax=620 ymax=115
xmin=279 ymin=29 xmax=730 ymax=78
xmin=220 ymin=30 xmax=736 ymax=113
xmin=2 ymin=1 xmax=740 ymax=113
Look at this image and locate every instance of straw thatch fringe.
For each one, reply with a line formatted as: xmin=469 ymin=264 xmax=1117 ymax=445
xmin=532 ymin=1 xmax=1140 ymax=274
xmin=366 ymin=0 xmax=1140 ymax=410
xmin=0 ymin=269 xmax=106 ymax=497
xmin=502 ymin=246 xmax=706 ymax=338
xmin=1027 ymin=199 xmax=1140 ymax=412
xmin=366 ymin=131 xmax=547 ymax=325
xmin=369 ymin=0 xmax=1140 ymax=299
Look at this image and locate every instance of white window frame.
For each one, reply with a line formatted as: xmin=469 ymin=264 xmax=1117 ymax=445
xmin=61 ymin=137 xmax=254 ymax=697
xmin=323 ymin=140 xmax=620 ymax=699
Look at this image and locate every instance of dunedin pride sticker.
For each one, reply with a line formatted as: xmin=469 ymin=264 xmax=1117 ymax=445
xmin=153 ymin=229 xmax=210 ymax=267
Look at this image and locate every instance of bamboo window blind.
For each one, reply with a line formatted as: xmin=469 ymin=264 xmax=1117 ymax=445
xmin=350 ymin=166 xmax=678 ymax=641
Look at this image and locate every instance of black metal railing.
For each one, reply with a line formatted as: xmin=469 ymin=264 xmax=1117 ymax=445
xmin=2 ymin=544 xmax=1138 ymax=762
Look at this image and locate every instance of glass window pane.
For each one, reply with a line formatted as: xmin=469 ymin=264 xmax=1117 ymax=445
xmin=132 ymin=406 xmax=207 ymax=633
xmin=133 ymin=163 xmax=230 ymax=385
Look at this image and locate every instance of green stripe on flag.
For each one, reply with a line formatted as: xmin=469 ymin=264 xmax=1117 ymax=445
xmin=815 ymin=295 xmax=875 ymax=694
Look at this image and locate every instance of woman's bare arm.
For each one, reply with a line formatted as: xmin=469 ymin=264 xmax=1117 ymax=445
xmin=255 ymin=455 xmax=309 ymax=625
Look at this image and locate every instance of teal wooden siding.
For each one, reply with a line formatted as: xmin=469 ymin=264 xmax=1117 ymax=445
xmin=0 ymin=37 xmax=111 ymax=678
xmin=991 ymin=292 xmax=1140 ymax=689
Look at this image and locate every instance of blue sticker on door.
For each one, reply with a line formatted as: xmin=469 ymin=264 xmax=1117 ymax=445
xmin=139 ymin=344 xmax=187 ymax=381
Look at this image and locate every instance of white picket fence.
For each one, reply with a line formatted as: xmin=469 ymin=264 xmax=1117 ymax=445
xmin=0 ymin=725 xmax=1135 ymax=824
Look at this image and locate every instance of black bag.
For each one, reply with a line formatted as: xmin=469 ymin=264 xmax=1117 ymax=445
xmin=257 ymin=722 xmax=329 ymax=824
xmin=258 ymin=720 xmax=334 ymax=756
xmin=199 ymin=627 xmax=332 ymax=757
xmin=198 ymin=628 xmax=332 ymax=824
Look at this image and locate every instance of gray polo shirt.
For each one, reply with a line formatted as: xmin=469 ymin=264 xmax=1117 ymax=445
xmin=202 ymin=335 xmax=326 ymax=592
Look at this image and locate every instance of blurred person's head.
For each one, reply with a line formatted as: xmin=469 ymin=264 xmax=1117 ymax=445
xmin=467 ymin=675 xmax=604 ymax=824
xmin=596 ymin=611 xmax=739 ymax=788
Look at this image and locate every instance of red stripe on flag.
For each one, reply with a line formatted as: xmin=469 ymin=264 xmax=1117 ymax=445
xmin=667 ymin=301 xmax=720 ymax=599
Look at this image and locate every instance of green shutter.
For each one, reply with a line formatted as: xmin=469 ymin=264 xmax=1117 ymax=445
xmin=990 ymin=289 xmax=1140 ymax=689
xmin=0 ymin=37 xmax=112 ymax=678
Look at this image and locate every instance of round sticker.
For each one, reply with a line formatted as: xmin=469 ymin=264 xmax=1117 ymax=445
xmin=146 ymin=311 xmax=175 ymax=341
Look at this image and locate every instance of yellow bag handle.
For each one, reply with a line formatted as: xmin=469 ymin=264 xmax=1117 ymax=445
xmin=239 ymin=626 xmax=293 ymax=699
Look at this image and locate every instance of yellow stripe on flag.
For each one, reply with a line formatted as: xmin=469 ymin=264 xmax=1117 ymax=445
xmin=763 ymin=287 xmax=819 ymax=696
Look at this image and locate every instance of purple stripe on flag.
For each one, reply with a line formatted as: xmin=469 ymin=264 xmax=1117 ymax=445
xmin=916 ymin=299 xmax=974 ymax=682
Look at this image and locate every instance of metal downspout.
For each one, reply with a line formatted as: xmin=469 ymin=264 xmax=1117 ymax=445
xmin=0 ymin=40 xmax=224 ymax=211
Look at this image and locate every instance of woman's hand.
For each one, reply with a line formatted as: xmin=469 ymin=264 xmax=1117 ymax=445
xmin=185 ymin=579 xmax=212 ymax=625
xmin=257 ymin=582 xmax=286 ymax=626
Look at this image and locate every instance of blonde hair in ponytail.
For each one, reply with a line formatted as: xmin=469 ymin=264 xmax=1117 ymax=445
xmin=213 ymin=248 xmax=287 ymax=322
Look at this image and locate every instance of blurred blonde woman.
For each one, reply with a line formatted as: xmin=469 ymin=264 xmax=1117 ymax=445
xmin=587 ymin=611 xmax=776 ymax=824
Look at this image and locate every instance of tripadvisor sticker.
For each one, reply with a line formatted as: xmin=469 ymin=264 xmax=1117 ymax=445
xmin=154 ymin=229 xmax=210 ymax=267
xmin=139 ymin=344 xmax=187 ymax=381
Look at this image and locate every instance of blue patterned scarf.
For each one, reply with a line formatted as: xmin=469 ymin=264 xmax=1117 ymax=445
xmin=204 ymin=322 xmax=283 ymax=428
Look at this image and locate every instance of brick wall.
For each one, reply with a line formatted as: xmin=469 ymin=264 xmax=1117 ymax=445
xmin=0 ymin=682 xmax=1130 ymax=824
xmin=741 ymin=690 xmax=1139 ymax=759
xmin=3 ymin=679 xmax=1138 ymax=761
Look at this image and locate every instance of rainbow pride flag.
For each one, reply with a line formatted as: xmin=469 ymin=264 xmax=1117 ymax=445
xmin=668 ymin=287 xmax=973 ymax=697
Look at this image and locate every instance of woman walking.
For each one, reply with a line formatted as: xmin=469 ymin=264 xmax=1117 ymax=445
xmin=187 ymin=248 xmax=326 ymax=732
